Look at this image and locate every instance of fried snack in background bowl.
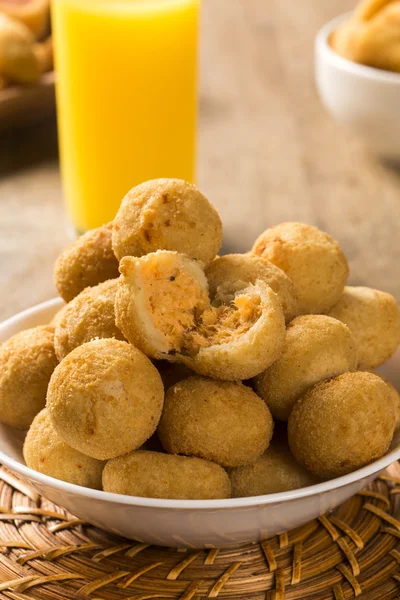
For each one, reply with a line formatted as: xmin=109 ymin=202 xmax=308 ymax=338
xmin=331 ymin=0 xmax=400 ymax=73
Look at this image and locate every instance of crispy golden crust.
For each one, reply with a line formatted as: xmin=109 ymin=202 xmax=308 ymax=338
xmin=372 ymin=373 xmax=400 ymax=432
xmin=47 ymin=339 xmax=164 ymax=460
xmin=229 ymin=441 xmax=318 ymax=497
xmin=288 ymin=372 xmax=396 ymax=479
xmin=252 ymin=222 xmax=349 ymax=315
xmin=23 ymin=410 xmax=104 ymax=489
xmin=204 ymin=253 xmax=299 ymax=323
xmin=182 ymin=282 xmax=286 ymax=381
xmin=54 ymin=279 xmax=125 ymax=360
xmin=112 ymin=179 xmax=222 ymax=263
xmin=328 ymin=286 xmax=400 ymax=369
xmin=254 ymin=315 xmax=358 ymax=421
xmin=0 ymin=325 xmax=57 ymax=429
xmin=102 ymin=450 xmax=231 ymax=500
xmin=54 ymin=223 xmax=119 ymax=302
xmin=158 ymin=376 xmax=274 ymax=468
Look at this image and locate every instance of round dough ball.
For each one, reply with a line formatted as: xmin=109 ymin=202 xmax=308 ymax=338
xmin=0 ymin=326 xmax=57 ymax=429
xmin=54 ymin=279 xmax=125 ymax=360
xmin=255 ymin=315 xmax=358 ymax=421
xmin=112 ymin=179 xmax=222 ymax=263
xmin=252 ymin=222 xmax=349 ymax=314
xmin=230 ymin=442 xmax=318 ymax=497
xmin=158 ymin=376 xmax=274 ymax=467
xmin=328 ymin=286 xmax=400 ymax=369
xmin=47 ymin=339 xmax=164 ymax=460
xmin=23 ymin=410 xmax=104 ymax=489
xmin=103 ymin=450 xmax=231 ymax=500
xmin=205 ymin=253 xmax=299 ymax=323
xmin=54 ymin=222 xmax=119 ymax=302
xmin=288 ymin=372 xmax=396 ymax=479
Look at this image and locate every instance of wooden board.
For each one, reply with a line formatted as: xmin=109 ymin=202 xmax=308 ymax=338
xmin=0 ymin=71 xmax=55 ymax=130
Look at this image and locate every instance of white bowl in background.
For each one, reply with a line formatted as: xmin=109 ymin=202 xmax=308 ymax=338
xmin=315 ymin=13 xmax=400 ymax=160
xmin=0 ymin=298 xmax=399 ymax=548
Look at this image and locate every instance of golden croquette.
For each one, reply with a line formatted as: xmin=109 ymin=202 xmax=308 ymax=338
xmin=205 ymin=253 xmax=298 ymax=323
xmin=372 ymin=373 xmax=400 ymax=433
xmin=328 ymin=286 xmax=400 ymax=369
xmin=54 ymin=222 xmax=119 ymax=302
xmin=254 ymin=315 xmax=358 ymax=421
xmin=116 ymin=251 xmax=286 ymax=381
xmin=47 ymin=339 xmax=164 ymax=460
xmin=288 ymin=372 xmax=396 ymax=479
xmin=102 ymin=450 xmax=231 ymax=499
xmin=158 ymin=377 xmax=274 ymax=467
xmin=54 ymin=279 xmax=125 ymax=360
xmin=229 ymin=441 xmax=318 ymax=497
xmin=0 ymin=325 xmax=57 ymax=429
xmin=115 ymin=251 xmax=210 ymax=358
xmin=23 ymin=410 xmax=104 ymax=489
xmin=112 ymin=179 xmax=222 ymax=264
xmin=50 ymin=304 xmax=67 ymax=328
xmin=252 ymin=222 xmax=349 ymax=314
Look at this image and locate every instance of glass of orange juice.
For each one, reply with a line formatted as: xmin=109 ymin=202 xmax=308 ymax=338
xmin=52 ymin=0 xmax=199 ymax=233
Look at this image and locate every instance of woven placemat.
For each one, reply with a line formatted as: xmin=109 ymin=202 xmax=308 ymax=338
xmin=0 ymin=465 xmax=399 ymax=600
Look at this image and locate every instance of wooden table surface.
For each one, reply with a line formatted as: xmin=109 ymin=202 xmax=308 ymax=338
xmin=1 ymin=0 xmax=399 ymax=322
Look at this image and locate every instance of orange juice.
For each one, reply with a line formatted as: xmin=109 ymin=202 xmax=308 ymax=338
xmin=52 ymin=0 xmax=199 ymax=232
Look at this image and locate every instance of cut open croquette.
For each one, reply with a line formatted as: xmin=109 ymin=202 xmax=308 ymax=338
xmin=205 ymin=253 xmax=298 ymax=323
xmin=252 ymin=222 xmax=349 ymax=315
xmin=24 ymin=410 xmax=104 ymax=489
xmin=230 ymin=441 xmax=319 ymax=497
xmin=47 ymin=339 xmax=164 ymax=460
xmin=54 ymin=222 xmax=120 ymax=303
xmin=115 ymin=251 xmax=286 ymax=380
xmin=254 ymin=315 xmax=358 ymax=421
xmin=158 ymin=377 xmax=274 ymax=467
xmin=112 ymin=179 xmax=223 ymax=264
xmin=0 ymin=325 xmax=57 ymax=429
xmin=103 ymin=450 xmax=231 ymax=499
xmin=288 ymin=372 xmax=396 ymax=479
xmin=328 ymin=286 xmax=400 ymax=369
xmin=54 ymin=278 xmax=125 ymax=360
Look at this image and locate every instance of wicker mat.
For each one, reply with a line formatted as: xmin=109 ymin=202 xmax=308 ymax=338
xmin=0 ymin=465 xmax=398 ymax=600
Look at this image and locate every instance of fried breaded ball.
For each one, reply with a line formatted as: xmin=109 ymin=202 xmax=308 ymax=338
xmin=158 ymin=377 xmax=274 ymax=467
xmin=47 ymin=339 xmax=164 ymax=460
xmin=23 ymin=410 xmax=104 ymax=489
xmin=252 ymin=222 xmax=349 ymax=314
xmin=54 ymin=279 xmax=125 ymax=360
xmin=116 ymin=251 xmax=286 ymax=380
xmin=0 ymin=326 xmax=57 ymax=429
xmin=102 ymin=450 xmax=231 ymax=500
xmin=112 ymin=179 xmax=222 ymax=263
xmin=254 ymin=316 xmax=358 ymax=421
xmin=230 ymin=441 xmax=318 ymax=497
xmin=204 ymin=253 xmax=298 ymax=323
xmin=288 ymin=372 xmax=396 ymax=479
xmin=328 ymin=286 xmax=400 ymax=369
xmin=373 ymin=373 xmax=400 ymax=433
xmin=54 ymin=222 xmax=119 ymax=302
xmin=50 ymin=304 xmax=67 ymax=328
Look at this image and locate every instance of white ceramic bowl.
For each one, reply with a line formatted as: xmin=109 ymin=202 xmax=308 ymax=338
xmin=0 ymin=298 xmax=399 ymax=549
xmin=315 ymin=13 xmax=400 ymax=160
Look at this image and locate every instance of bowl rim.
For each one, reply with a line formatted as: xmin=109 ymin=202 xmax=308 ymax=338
xmin=1 ymin=297 xmax=400 ymax=511
xmin=315 ymin=11 xmax=400 ymax=85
